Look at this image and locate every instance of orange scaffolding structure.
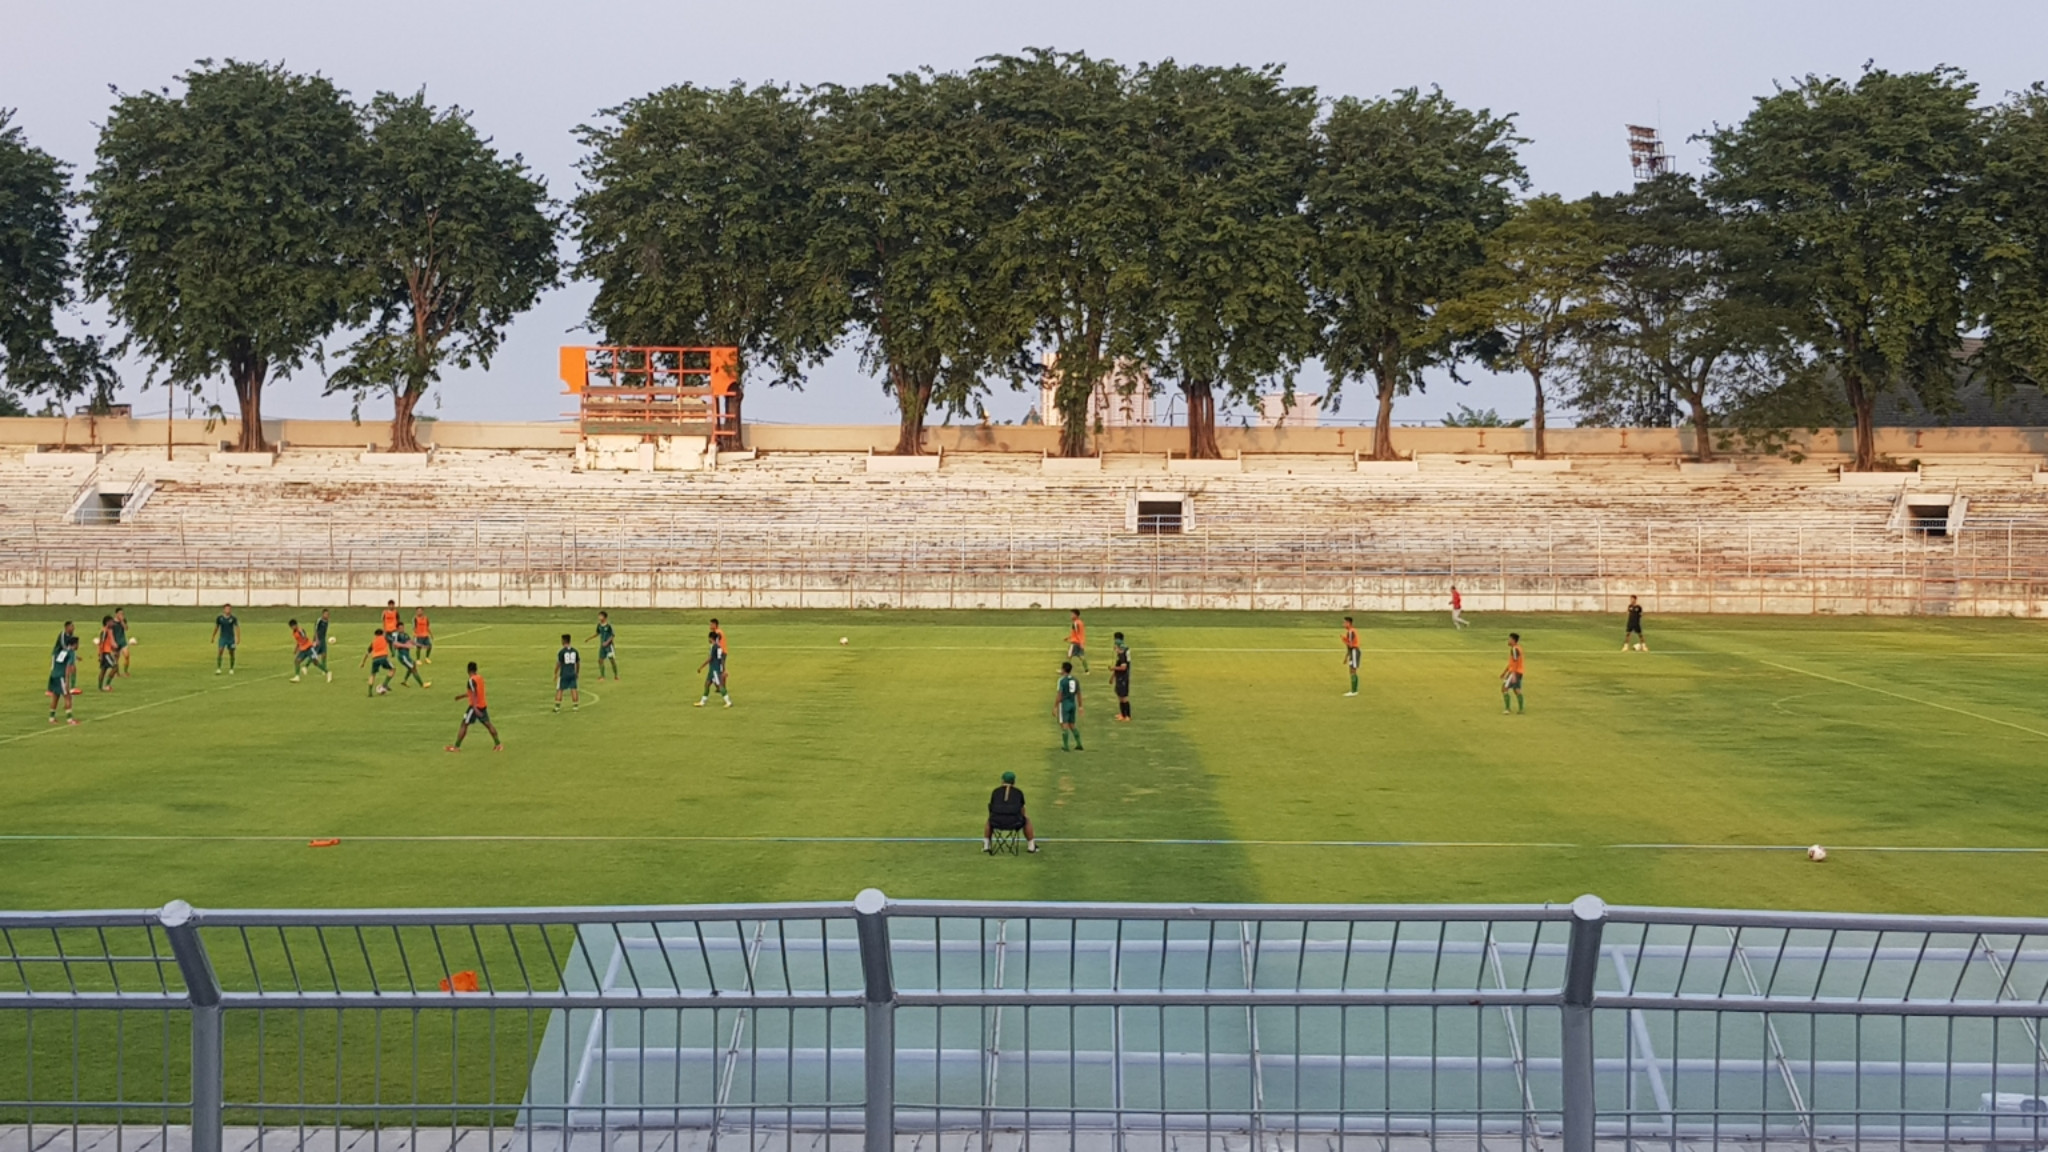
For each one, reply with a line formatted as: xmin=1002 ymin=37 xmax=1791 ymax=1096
xmin=559 ymin=345 xmax=742 ymax=449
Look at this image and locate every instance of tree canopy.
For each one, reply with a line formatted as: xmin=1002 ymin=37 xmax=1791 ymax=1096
xmin=1704 ymin=66 xmax=1984 ymax=471
xmin=1134 ymin=60 xmax=1318 ymax=459
xmin=1309 ymin=89 xmax=1525 ymax=460
xmin=83 ymin=61 xmax=362 ymax=452
xmin=331 ymin=92 xmax=559 ymax=452
xmin=0 ymin=111 xmax=112 ymax=413
xmin=573 ymin=82 xmax=841 ymax=417
xmin=809 ymin=70 xmax=1016 ymax=455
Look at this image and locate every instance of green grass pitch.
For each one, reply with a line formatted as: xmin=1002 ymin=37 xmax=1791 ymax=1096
xmin=3 ymin=605 xmax=2045 ymax=914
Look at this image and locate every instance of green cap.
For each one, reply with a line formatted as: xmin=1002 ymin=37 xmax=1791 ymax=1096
xmin=1001 ymin=771 xmax=1016 ymax=783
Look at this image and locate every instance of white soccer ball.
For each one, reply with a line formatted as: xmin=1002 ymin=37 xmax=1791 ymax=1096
xmin=128 ymin=637 xmax=139 ymax=645
xmin=1807 ymin=844 xmax=1828 ymax=862
xmin=839 ymin=637 xmax=849 ymax=646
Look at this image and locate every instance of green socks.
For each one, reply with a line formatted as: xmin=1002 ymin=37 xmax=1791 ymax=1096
xmin=1350 ymin=672 xmax=1359 ymax=693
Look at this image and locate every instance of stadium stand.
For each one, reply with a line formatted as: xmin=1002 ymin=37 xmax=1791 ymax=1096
xmin=3 ymin=442 xmax=2048 ymax=612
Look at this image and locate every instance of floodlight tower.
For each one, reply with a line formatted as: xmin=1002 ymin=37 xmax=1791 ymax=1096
xmin=1627 ymin=125 xmax=1671 ymax=184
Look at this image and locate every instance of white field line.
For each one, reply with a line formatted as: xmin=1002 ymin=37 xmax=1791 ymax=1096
xmin=0 ymin=834 xmax=2044 ymax=854
xmin=1757 ymin=658 xmax=2048 ymax=740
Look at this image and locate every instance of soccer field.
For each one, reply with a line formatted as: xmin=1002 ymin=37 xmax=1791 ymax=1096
xmin=2 ymin=605 xmax=2043 ymax=914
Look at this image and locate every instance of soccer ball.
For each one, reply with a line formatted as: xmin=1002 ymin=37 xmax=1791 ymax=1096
xmin=1807 ymin=845 xmax=1828 ymax=862
xmin=128 ymin=637 xmax=139 ymax=645
xmin=839 ymin=637 xmax=849 ymax=646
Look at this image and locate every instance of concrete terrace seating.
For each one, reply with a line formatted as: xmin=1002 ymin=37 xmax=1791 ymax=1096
xmin=4 ymin=446 xmax=2048 ymax=613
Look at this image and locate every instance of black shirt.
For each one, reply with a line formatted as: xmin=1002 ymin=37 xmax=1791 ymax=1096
xmin=988 ymin=785 xmax=1026 ymax=823
xmin=1627 ymin=605 xmax=1643 ymax=629
xmin=1113 ymin=645 xmax=1131 ymax=675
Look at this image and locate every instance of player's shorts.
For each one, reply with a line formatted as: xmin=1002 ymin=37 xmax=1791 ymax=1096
xmin=1503 ymin=672 xmax=1523 ymax=691
xmin=1346 ymin=647 xmax=1361 ymax=670
xmin=1058 ymin=703 xmax=1078 ymax=724
xmin=988 ymin=813 xmax=1026 ymax=831
xmin=706 ymin=664 xmax=725 ymax=686
xmin=314 ymin=640 xmax=328 ymax=656
xmin=1113 ymin=673 xmax=1130 ymax=696
xmin=464 ymin=706 xmax=490 ymax=726
xmin=47 ymin=674 xmax=66 ymax=696
xmin=98 ymin=653 xmax=116 ymax=671
xmin=295 ymin=648 xmax=316 ymax=665
xmin=600 ymin=643 xmax=616 ymax=660
xmin=1068 ymin=643 xmax=1085 ymax=658
xmin=1625 ymin=624 xmax=1644 ymax=636
xmin=558 ymin=673 xmax=579 ymax=691
xmin=416 ymin=635 xmax=433 ymax=649
xmin=398 ymin=656 xmax=417 ymax=669
xmin=218 ymin=639 xmax=236 ymax=650
xmin=370 ymin=657 xmax=393 ymax=673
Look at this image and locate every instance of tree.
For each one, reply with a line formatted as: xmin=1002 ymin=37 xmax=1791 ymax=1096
xmin=1703 ymin=66 xmax=1985 ymax=471
xmin=1309 ymin=89 xmax=1525 ymax=460
xmin=1572 ymin=175 xmax=1778 ymax=459
xmin=1434 ymin=195 xmax=1610 ymax=457
xmin=975 ymin=49 xmax=1156 ymax=458
xmin=810 ymin=71 xmax=1014 ymax=455
xmin=0 ymin=110 xmax=114 ymax=413
xmin=331 ymin=93 xmax=559 ymax=452
xmin=573 ymin=83 xmax=841 ymax=423
xmin=1135 ymin=60 xmax=1318 ymax=459
xmin=1976 ymin=85 xmax=2048 ymax=396
xmin=84 ymin=61 xmax=362 ymax=452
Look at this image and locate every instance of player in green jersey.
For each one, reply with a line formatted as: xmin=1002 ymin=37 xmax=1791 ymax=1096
xmin=46 ymin=631 xmax=77 ymax=725
xmin=313 ymin=609 xmax=333 ymax=682
xmin=210 ymin=604 xmax=239 ymax=674
xmin=1055 ymin=661 xmax=1083 ymax=751
xmin=587 ymin=612 xmax=618 ymax=680
xmin=695 ymin=630 xmax=730 ymax=707
xmin=391 ymin=628 xmax=430 ymax=689
xmin=554 ymin=634 xmax=582 ymax=712
xmin=111 ymin=608 xmax=132 ymax=677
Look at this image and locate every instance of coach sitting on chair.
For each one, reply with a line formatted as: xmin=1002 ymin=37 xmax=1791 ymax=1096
xmin=983 ymin=771 xmax=1039 ymax=855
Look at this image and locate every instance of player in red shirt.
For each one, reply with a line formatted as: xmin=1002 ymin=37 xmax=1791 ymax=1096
xmin=446 ymin=662 xmax=502 ymax=751
xmin=1450 ymin=586 xmax=1468 ymax=629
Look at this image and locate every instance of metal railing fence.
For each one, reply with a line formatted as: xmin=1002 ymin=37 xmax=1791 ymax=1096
xmin=11 ymin=893 xmax=2048 ymax=1151
xmin=7 ymin=516 xmax=2048 ymax=614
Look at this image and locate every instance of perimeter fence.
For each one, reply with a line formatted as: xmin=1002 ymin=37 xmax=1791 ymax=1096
xmin=9 ymin=892 xmax=2048 ymax=1151
xmin=7 ymin=517 xmax=2048 ymax=614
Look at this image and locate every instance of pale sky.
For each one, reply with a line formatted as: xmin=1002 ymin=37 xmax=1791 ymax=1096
xmin=9 ymin=0 xmax=2047 ymax=427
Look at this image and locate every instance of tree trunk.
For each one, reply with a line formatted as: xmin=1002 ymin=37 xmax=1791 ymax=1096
xmin=1054 ymin=365 xmax=1093 ymax=457
xmin=1843 ymin=370 xmax=1876 ymax=471
xmin=725 ymin=383 xmax=745 ymax=450
xmin=1530 ymin=368 xmax=1547 ymax=459
xmin=229 ymin=353 xmax=269 ymax=453
xmin=1370 ymin=379 xmax=1398 ymax=461
xmin=390 ymin=390 xmax=423 ymax=453
xmin=891 ymin=369 xmax=935 ymax=455
xmin=1687 ymin=391 xmax=1714 ymax=462
xmin=1184 ymin=380 xmax=1220 ymax=460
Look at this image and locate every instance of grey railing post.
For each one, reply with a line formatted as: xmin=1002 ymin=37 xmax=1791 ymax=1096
xmin=1560 ymin=894 xmax=1607 ymax=1152
xmin=853 ymin=888 xmax=896 ymax=1152
xmin=160 ymin=900 xmax=223 ymax=1152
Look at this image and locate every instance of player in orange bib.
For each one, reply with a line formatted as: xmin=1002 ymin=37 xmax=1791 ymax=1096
xmin=288 ymin=619 xmax=318 ymax=682
xmin=1342 ymin=616 xmax=1360 ymax=697
xmin=361 ymin=629 xmax=396 ymax=696
xmin=382 ymin=601 xmax=401 ymax=636
xmin=446 ymin=662 xmax=502 ymax=751
xmin=413 ymin=610 xmax=433 ymax=664
xmin=94 ymin=615 xmax=118 ymax=692
xmin=1500 ymin=632 xmax=1525 ymax=715
xmin=1065 ymin=609 xmax=1090 ymax=673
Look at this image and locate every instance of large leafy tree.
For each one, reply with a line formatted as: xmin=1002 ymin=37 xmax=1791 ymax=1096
xmin=1309 ymin=89 xmax=1524 ymax=460
xmin=84 ymin=61 xmax=362 ymax=452
xmin=975 ymin=49 xmax=1156 ymax=458
xmin=1434 ymin=195 xmax=1611 ymax=458
xmin=810 ymin=70 xmax=1014 ymax=455
xmin=1572 ymin=175 xmax=1778 ymax=460
xmin=331 ymin=93 xmax=559 ymax=452
xmin=1977 ymin=84 xmax=2048 ymax=396
xmin=1135 ymin=60 xmax=1318 ymax=459
xmin=574 ymin=83 xmax=840 ymax=420
xmin=0 ymin=112 xmax=115 ymax=414
xmin=1704 ymin=66 xmax=1984 ymax=472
